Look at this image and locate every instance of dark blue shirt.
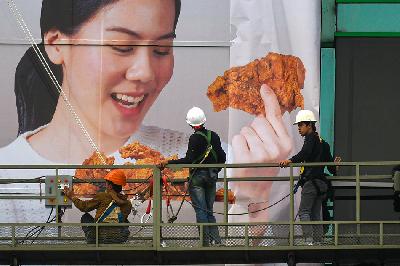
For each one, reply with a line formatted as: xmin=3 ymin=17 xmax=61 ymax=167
xmin=168 ymin=127 xmax=226 ymax=165
xmin=290 ymin=132 xmax=336 ymax=178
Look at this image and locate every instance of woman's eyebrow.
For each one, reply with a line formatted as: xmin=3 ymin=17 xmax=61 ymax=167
xmin=105 ymin=26 xmax=176 ymax=40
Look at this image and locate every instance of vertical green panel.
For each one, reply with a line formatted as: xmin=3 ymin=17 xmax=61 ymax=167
xmin=320 ymin=48 xmax=335 ymax=153
xmin=322 ymin=0 xmax=337 ymax=45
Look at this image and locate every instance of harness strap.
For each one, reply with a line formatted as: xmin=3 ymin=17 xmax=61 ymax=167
xmin=194 ymin=130 xmax=218 ymax=163
xmin=96 ymin=200 xmax=118 ymax=223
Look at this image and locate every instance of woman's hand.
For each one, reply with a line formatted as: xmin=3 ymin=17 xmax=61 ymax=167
xmin=230 ymin=84 xmax=293 ymax=203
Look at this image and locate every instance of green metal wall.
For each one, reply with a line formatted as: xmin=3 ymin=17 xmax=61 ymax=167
xmin=320 ymin=0 xmax=400 ymax=152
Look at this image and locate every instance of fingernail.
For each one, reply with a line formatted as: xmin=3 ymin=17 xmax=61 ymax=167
xmin=261 ymin=84 xmax=271 ymax=92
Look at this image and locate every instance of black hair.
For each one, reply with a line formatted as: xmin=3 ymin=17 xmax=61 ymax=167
xmin=40 ymin=0 xmax=181 ymax=38
xmin=106 ymin=180 xmax=122 ymax=193
xmin=301 ymin=121 xmax=317 ymax=132
xmin=15 ymin=0 xmax=181 ymax=135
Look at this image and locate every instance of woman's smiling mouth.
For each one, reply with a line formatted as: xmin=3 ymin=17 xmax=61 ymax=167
xmin=111 ymin=93 xmax=145 ymax=109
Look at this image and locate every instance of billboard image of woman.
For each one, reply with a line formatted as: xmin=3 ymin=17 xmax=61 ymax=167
xmin=0 ymin=0 xmax=321 ymax=248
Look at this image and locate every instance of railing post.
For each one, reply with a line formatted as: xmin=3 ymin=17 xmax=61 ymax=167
xmin=356 ymin=164 xmax=361 ymax=238
xmin=245 ymin=224 xmax=249 ymax=247
xmin=199 ymin=224 xmax=204 ymax=247
xmin=334 ymin=222 xmax=338 ymax=246
xmin=55 ymin=168 xmax=62 ymax=239
xmin=56 ymin=168 xmax=59 ymax=224
xmin=95 ymin=224 xmax=99 ymax=248
xmin=289 ymin=165 xmax=294 ymax=246
xmin=153 ymin=167 xmax=161 ymax=249
xmin=11 ymin=225 xmax=16 ymax=247
xmin=379 ymin=222 xmax=383 ymax=246
xmin=356 ymin=164 xmax=360 ymax=222
xmin=223 ymin=166 xmax=228 ymax=245
xmin=223 ymin=166 xmax=228 ymax=224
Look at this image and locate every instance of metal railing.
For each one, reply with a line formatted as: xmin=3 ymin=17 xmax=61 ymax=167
xmin=0 ymin=162 xmax=399 ymax=264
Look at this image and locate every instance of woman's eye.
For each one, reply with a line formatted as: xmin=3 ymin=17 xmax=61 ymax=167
xmin=154 ymin=47 xmax=171 ymax=56
xmin=111 ymin=46 xmax=133 ymax=53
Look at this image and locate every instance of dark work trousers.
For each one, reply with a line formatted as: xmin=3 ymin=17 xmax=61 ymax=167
xmin=298 ymin=179 xmax=328 ymax=242
xmin=80 ymin=213 xmax=129 ymax=244
xmin=81 ymin=213 xmax=96 ymax=244
xmin=189 ymin=168 xmax=221 ymax=246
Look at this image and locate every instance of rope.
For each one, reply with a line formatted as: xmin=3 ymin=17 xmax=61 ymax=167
xmin=163 ymin=172 xmax=291 ymax=216
xmin=6 ymin=0 xmax=107 ymax=165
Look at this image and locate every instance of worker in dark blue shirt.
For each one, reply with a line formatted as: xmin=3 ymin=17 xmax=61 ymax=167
xmin=280 ymin=110 xmax=340 ymax=245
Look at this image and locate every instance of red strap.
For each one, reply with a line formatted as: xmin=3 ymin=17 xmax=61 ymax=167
xmin=162 ymin=175 xmax=171 ymax=206
xmin=146 ymin=199 xmax=152 ymax=214
xmin=161 ymin=175 xmax=168 ymax=188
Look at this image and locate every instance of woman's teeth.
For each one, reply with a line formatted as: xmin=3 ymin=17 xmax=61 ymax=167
xmin=113 ymin=93 xmax=145 ymax=108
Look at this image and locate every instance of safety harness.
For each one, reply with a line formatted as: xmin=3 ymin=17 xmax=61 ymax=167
xmin=193 ymin=130 xmax=218 ymax=164
xmin=96 ymin=200 xmax=124 ymax=223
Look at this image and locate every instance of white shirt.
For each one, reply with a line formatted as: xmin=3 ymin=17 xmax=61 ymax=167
xmin=0 ymin=124 xmax=190 ymax=223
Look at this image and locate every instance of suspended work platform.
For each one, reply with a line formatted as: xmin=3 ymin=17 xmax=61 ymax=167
xmin=0 ymin=162 xmax=399 ymax=265
xmin=1 ymin=221 xmax=400 ymax=265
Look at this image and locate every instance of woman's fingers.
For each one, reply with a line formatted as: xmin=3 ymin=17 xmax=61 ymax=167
xmin=232 ymin=133 xmax=251 ymax=163
xmin=232 ymin=85 xmax=293 ymax=163
xmin=260 ymin=85 xmax=291 ymax=138
xmin=250 ymin=116 xmax=281 ymax=161
xmin=238 ymin=126 xmax=270 ymax=162
xmin=260 ymin=84 xmax=293 ymax=154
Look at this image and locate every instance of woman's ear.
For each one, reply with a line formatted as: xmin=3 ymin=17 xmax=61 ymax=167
xmin=44 ymin=29 xmax=66 ymax=65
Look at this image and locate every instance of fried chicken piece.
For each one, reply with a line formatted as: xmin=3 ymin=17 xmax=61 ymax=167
xmin=207 ymin=52 xmax=305 ymax=115
xmin=119 ymin=141 xmax=162 ymax=160
xmin=121 ymin=161 xmax=150 ymax=196
xmin=74 ymin=142 xmax=229 ymax=202
xmin=74 ymin=152 xmax=115 ymax=196
xmin=73 ymin=183 xmax=99 ymax=197
xmin=161 ymin=156 xmax=189 ymax=201
xmin=74 ymin=152 xmax=115 ymax=179
xmin=122 ymin=152 xmax=189 ymax=200
xmin=121 ymin=148 xmax=189 ymax=180
xmin=215 ymin=188 xmax=236 ymax=204
xmin=123 ymin=162 xmax=151 ymax=180
xmin=162 ymin=155 xmax=190 ymax=179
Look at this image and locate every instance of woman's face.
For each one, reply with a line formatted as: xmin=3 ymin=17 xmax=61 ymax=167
xmin=58 ymin=0 xmax=176 ymax=140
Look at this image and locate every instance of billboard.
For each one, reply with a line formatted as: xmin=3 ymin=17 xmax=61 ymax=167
xmin=0 ymin=0 xmax=321 ymax=231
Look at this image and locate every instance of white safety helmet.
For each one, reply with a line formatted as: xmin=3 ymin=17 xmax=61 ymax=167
xmin=293 ymin=110 xmax=317 ymax=125
xmin=186 ymin=107 xmax=206 ymax=126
